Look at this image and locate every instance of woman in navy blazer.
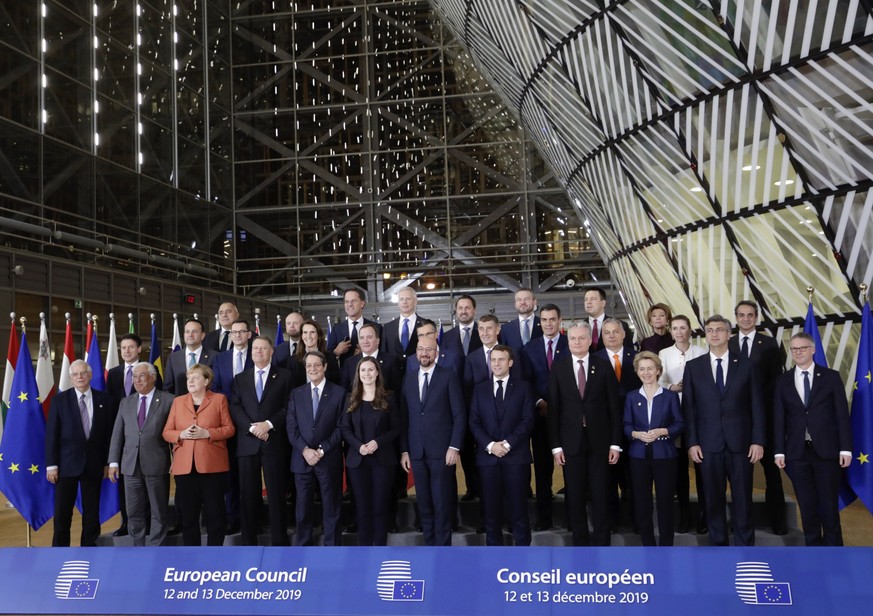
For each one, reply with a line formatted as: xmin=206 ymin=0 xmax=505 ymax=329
xmin=623 ymin=351 xmax=684 ymax=546
xmin=340 ymin=357 xmax=400 ymax=546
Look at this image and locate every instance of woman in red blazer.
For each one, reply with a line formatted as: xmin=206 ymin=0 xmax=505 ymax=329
xmin=163 ymin=363 xmax=235 ymax=546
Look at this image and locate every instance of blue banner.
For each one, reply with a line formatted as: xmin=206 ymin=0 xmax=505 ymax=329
xmin=0 ymin=546 xmax=870 ymax=614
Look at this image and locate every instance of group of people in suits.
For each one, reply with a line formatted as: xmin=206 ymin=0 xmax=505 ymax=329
xmin=44 ymin=290 xmax=853 ymax=549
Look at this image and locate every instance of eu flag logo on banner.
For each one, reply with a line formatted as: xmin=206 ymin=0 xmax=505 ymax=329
xmin=391 ymin=580 xmax=425 ymax=601
xmin=67 ymin=580 xmax=99 ymax=600
xmin=754 ymin=583 xmax=792 ymax=605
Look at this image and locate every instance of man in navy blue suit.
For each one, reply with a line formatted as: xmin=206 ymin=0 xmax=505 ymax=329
xmin=230 ymin=337 xmax=294 ymax=546
xmin=405 ymin=319 xmax=464 ymax=380
xmin=501 ymin=288 xmax=542 ymax=353
xmin=683 ymin=314 xmax=765 ymax=546
xmin=774 ymin=333 xmax=852 ymax=546
xmin=286 ymin=351 xmax=346 ymax=546
xmin=326 ymin=288 xmax=382 ymax=367
xmin=380 ymin=287 xmax=420 ymax=368
xmin=441 ymin=295 xmax=482 ymax=357
xmin=400 ymin=340 xmax=466 ymax=545
xmin=521 ymin=303 xmax=566 ymax=530
xmin=163 ymin=318 xmax=215 ymax=395
xmin=46 ymin=360 xmax=114 ymax=546
xmin=731 ymin=300 xmax=787 ymax=535
xmin=339 ymin=323 xmax=401 ymax=392
xmin=273 ymin=310 xmax=304 ymax=370
xmin=584 ymin=287 xmax=633 ymax=352
xmin=469 ymin=345 xmax=536 ymax=545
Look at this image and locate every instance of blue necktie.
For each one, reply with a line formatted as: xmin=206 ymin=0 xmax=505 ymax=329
xmin=401 ymin=318 xmax=410 ymax=350
xmin=256 ymin=370 xmax=265 ymax=402
xmin=802 ymin=370 xmax=811 ymax=407
xmin=522 ymin=318 xmax=531 ymax=345
xmin=235 ymin=351 xmax=244 ymax=376
xmin=312 ymin=386 xmax=319 ymax=418
xmin=715 ymin=358 xmax=725 ymax=394
xmin=462 ymin=327 xmax=471 ymax=355
xmin=188 ymin=352 xmax=196 ymax=368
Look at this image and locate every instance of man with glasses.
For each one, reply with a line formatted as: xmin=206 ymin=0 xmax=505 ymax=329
xmin=400 ymin=341 xmax=466 ymax=545
xmin=774 ymin=333 xmax=852 ymax=546
xmin=163 ymin=318 xmax=215 ymax=395
xmin=683 ymin=315 xmax=765 ymax=546
xmin=730 ymin=300 xmax=788 ymax=535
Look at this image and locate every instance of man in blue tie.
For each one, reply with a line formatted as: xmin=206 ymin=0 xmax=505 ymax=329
xmin=380 ymin=287 xmax=420 ymax=369
xmin=441 ymin=295 xmax=482 ymax=357
xmin=682 ymin=314 xmax=765 ymax=546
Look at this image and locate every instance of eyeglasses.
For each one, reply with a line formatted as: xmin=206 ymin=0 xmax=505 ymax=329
xmin=230 ymin=330 xmax=249 ymax=335
xmin=704 ymin=328 xmax=729 ymax=334
xmin=789 ymin=346 xmax=813 ymax=353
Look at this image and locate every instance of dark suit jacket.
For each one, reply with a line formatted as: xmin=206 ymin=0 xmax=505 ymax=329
xmin=547 ymin=354 xmax=621 ymax=457
xmin=589 ymin=316 xmax=634 ymax=353
xmin=46 ymin=388 xmax=114 ymax=478
xmin=441 ymin=324 xmax=482 ymax=357
xmin=623 ymin=388 xmax=684 ymax=459
xmin=340 ymin=352 xmax=401 ymax=392
xmin=407 ymin=348 xmax=464 ymax=382
xmin=211 ymin=347 xmax=254 ymax=399
xmin=272 ymin=339 xmax=300 ymax=370
xmin=595 ymin=347 xmax=642 ymax=407
xmin=521 ymin=334 xmax=568 ymax=401
xmin=463 ymin=345 xmax=523 ymax=402
xmin=230 ymin=366 xmax=294 ymax=457
xmin=773 ymin=365 xmax=851 ymax=460
xmin=163 ymin=347 xmax=216 ymax=395
xmin=469 ymin=377 xmax=535 ymax=466
xmin=203 ymin=328 xmax=230 ymax=353
xmin=327 ymin=318 xmax=382 ymax=365
xmin=162 ymin=391 xmax=235 ymax=475
xmin=729 ymin=332 xmax=784 ymax=405
xmin=500 ymin=316 xmax=542 ymax=352
xmin=107 ymin=364 xmax=165 ymax=411
xmin=682 ymin=352 xmax=765 ymax=454
xmin=108 ymin=389 xmax=175 ymax=475
xmin=340 ymin=396 xmax=401 ymax=468
xmin=399 ymin=364 xmax=466 ymax=459
xmin=285 ymin=380 xmax=345 ymax=474
xmin=380 ymin=314 xmax=420 ymax=361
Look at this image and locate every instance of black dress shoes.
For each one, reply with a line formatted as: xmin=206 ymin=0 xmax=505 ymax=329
xmin=113 ymin=524 xmax=128 ymax=537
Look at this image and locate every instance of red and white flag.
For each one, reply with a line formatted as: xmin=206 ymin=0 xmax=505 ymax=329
xmin=36 ymin=314 xmax=56 ymax=417
xmin=58 ymin=314 xmax=75 ymax=392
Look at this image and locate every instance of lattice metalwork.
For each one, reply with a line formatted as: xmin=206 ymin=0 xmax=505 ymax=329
xmin=430 ymin=0 xmax=873 ymax=376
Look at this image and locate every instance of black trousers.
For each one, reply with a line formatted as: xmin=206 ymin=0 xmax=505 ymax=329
xmin=53 ymin=473 xmax=102 ymax=547
xmin=174 ymin=469 xmax=228 ymax=546
xmin=785 ymin=444 xmax=844 ymax=546
xmin=630 ymin=453 xmax=677 ymax=546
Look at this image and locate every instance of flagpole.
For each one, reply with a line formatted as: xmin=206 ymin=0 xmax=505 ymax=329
xmin=861 ymin=283 xmax=869 ymax=305
xmin=19 ymin=315 xmax=29 ymax=546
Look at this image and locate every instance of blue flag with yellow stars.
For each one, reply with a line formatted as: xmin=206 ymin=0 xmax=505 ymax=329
xmin=0 ymin=331 xmax=54 ymax=529
xmin=847 ymin=302 xmax=873 ymax=512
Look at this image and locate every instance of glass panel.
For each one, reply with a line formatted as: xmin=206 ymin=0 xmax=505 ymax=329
xmin=96 ymin=0 xmax=135 ymax=45
xmin=96 ymin=95 xmax=136 ymax=170
xmin=0 ymin=120 xmax=40 ymax=201
xmin=96 ymin=159 xmax=138 ymax=237
xmin=139 ymin=60 xmax=173 ymax=128
xmin=139 ymin=2 xmax=172 ymax=67
xmin=44 ymin=4 xmax=91 ymax=83
xmin=44 ymin=69 xmax=92 ymax=149
xmin=140 ymin=118 xmax=174 ymax=183
xmin=178 ymin=86 xmax=205 ymax=143
xmin=177 ymin=137 xmax=206 ymax=197
xmin=0 ymin=3 xmax=39 ymax=55
xmin=0 ymin=49 xmax=39 ymax=128
xmin=43 ymin=139 xmax=94 ymax=226
xmin=97 ymin=38 xmax=135 ymax=109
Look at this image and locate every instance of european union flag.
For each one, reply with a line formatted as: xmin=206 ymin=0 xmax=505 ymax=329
xmin=86 ymin=329 xmax=105 ymax=392
xmin=391 ymin=580 xmax=425 ymax=601
xmin=754 ymin=582 xmax=792 ymax=604
xmin=67 ymin=579 xmax=99 ymax=599
xmin=0 ymin=331 xmax=55 ymax=529
xmin=803 ymin=302 xmax=828 ymax=366
xmin=847 ymin=302 xmax=873 ymax=512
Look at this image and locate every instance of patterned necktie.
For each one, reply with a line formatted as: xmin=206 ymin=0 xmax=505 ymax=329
xmin=188 ymin=352 xmax=196 ymax=368
xmin=802 ymin=370 xmax=811 ymax=407
xmin=401 ymin=318 xmax=410 ymax=350
xmin=715 ymin=358 xmax=725 ymax=393
xmin=79 ymin=393 xmax=90 ymax=439
xmin=577 ymin=359 xmax=587 ymax=399
xmin=486 ymin=348 xmax=492 ymax=377
xmin=137 ymin=395 xmax=147 ymax=429
xmin=741 ymin=336 xmax=750 ymax=358
xmin=124 ymin=366 xmax=133 ymax=396
xmin=591 ymin=319 xmax=599 ymax=348
xmin=462 ymin=327 xmax=471 ymax=355
xmin=613 ymin=353 xmax=622 ymax=381
xmin=256 ymin=370 xmax=265 ymax=402
xmin=522 ymin=318 xmax=531 ymax=345
xmin=547 ymin=338 xmax=554 ymax=370
xmin=312 ymin=386 xmax=319 ymax=418
xmin=421 ymin=371 xmax=429 ymax=402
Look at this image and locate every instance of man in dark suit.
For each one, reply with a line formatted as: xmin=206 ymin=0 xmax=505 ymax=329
xmin=500 ymin=287 xmax=542 ymax=352
xmin=286 ymin=351 xmax=346 ymax=546
xmin=326 ymin=288 xmax=382 ymax=367
xmin=400 ymin=339 xmax=466 ymax=546
xmin=469 ymin=345 xmax=536 ymax=545
xmin=273 ymin=310 xmax=304 ymax=370
xmin=405 ymin=319 xmax=464 ymax=380
xmin=108 ymin=362 xmax=174 ymax=546
xmin=380 ymin=286 xmax=420 ymax=367
xmin=683 ymin=314 xmax=765 ymax=546
xmin=45 ymin=360 xmax=114 ymax=547
xmin=441 ymin=295 xmax=482 ymax=357
xmin=339 ymin=323 xmax=401 ymax=392
xmin=731 ymin=299 xmax=787 ymax=534
xmin=548 ymin=322 xmax=621 ymax=546
xmin=774 ymin=333 xmax=852 ymax=546
xmin=230 ymin=337 xmax=294 ymax=546
xmin=584 ymin=287 xmax=633 ymax=352
xmin=521 ymin=303 xmax=567 ymax=530
xmin=203 ymin=302 xmax=239 ymax=352
xmin=163 ymin=318 xmax=215 ymax=395
xmin=595 ymin=317 xmax=642 ymax=528
xmin=105 ymin=332 xmax=146 ymax=537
